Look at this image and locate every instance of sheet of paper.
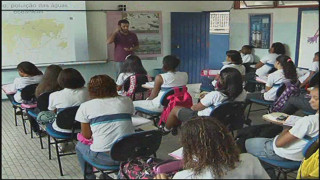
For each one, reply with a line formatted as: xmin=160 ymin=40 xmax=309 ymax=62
xmin=208 ymin=70 xmax=220 ymax=75
xmin=255 ymin=76 xmax=267 ymax=84
xmin=262 ymin=112 xmax=289 ymax=122
xmin=2 ymin=83 xmax=16 ymax=94
xmin=131 ymin=115 xmax=152 ymax=127
xmin=283 ymin=115 xmax=301 ymax=126
xmin=168 ymin=147 xmax=183 ymax=160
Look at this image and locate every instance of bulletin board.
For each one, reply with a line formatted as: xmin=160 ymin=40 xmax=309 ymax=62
xmin=106 ymin=11 xmax=162 ymax=60
xmin=295 ymin=9 xmax=319 ymax=68
xmin=249 ymin=14 xmax=271 ymax=49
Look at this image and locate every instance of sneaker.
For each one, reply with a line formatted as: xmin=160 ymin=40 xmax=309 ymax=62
xmin=58 ymin=142 xmax=67 ymax=153
xmin=171 ymin=127 xmax=178 ymax=136
xmin=35 ymin=130 xmax=47 ymax=137
xmin=159 ymin=128 xmax=171 ymax=136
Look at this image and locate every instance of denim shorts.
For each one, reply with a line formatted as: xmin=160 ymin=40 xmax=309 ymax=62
xmin=177 ymin=108 xmax=198 ymax=122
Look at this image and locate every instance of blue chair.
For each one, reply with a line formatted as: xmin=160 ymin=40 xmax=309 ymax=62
xmin=258 ymin=136 xmax=319 ymax=179
xmin=46 ymin=106 xmax=80 ymax=176
xmin=83 ymin=130 xmax=162 ymax=179
xmin=135 ymin=86 xmax=185 ymax=127
xmin=27 ymin=91 xmax=52 ymax=148
xmin=246 ymin=83 xmax=284 ymax=125
xmin=6 ymin=84 xmax=38 ymax=135
xmin=210 ymin=101 xmax=247 ymax=136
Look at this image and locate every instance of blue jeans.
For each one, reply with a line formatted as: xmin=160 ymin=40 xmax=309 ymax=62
xmin=245 ymin=138 xmax=287 ymax=179
xmin=76 ymin=142 xmax=119 ymax=179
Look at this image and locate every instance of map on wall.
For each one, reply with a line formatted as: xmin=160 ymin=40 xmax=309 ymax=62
xmin=122 ymin=12 xmax=160 ymax=33
xmin=2 ymin=16 xmax=75 ymax=67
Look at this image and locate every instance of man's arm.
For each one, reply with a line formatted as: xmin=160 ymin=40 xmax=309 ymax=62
xmin=275 ymin=127 xmax=299 ymax=147
xmin=255 ymin=61 xmax=264 ymax=69
xmin=107 ymin=27 xmax=119 ymax=44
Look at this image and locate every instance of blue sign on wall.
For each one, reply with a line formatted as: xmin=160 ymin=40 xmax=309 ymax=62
xmin=249 ymin=14 xmax=271 ymax=49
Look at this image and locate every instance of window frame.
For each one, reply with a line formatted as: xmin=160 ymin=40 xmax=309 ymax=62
xmin=234 ymin=1 xmax=319 ymax=9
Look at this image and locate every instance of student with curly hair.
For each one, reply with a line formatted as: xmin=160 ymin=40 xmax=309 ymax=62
xmin=162 ymin=68 xmax=247 ymax=134
xmin=247 ymin=55 xmax=298 ymax=101
xmin=155 ymin=117 xmax=270 ymax=179
xmin=255 ymin=42 xmax=286 ymax=77
xmin=75 ymin=75 xmax=135 ymax=179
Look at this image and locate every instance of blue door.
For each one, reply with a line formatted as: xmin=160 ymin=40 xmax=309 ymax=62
xmin=171 ymin=12 xmax=210 ymax=84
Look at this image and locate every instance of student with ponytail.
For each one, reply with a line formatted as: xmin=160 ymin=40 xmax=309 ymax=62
xmin=247 ymin=55 xmax=298 ymax=101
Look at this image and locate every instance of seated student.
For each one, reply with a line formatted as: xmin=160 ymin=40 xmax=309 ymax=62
xmin=162 ymin=68 xmax=247 ymax=134
xmin=75 ymin=74 xmax=135 ymax=179
xmin=28 ymin=65 xmax=63 ymax=136
xmin=116 ymin=55 xmax=148 ymax=95
xmin=300 ymin=52 xmax=319 ymax=88
xmin=155 ymin=117 xmax=270 ymax=179
xmin=245 ymin=83 xmax=319 ymax=179
xmin=47 ymin=68 xmax=89 ymax=133
xmin=240 ymin=45 xmax=255 ymax=64
xmin=7 ymin=61 xmax=43 ymax=103
xmin=282 ymin=73 xmax=319 ymax=115
xmin=255 ymin=42 xmax=286 ymax=77
xmin=212 ymin=50 xmax=246 ymax=87
xmin=133 ymin=55 xmax=188 ymax=112
xmin=246 ymin=55 xmax=298 ymax=102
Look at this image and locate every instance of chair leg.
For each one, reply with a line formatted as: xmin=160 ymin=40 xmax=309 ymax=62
xmin=14 ymin=107 xmax=18 ymax=126
xmin=48 ymin=135 xmax=52 ymax=160
xmin=30 ymin=124 xmax=33 ymax=138
xmin=40 ymin=132 xmax=44 ymax=149
xmin=84 ymin=161 xmax=88 ymax=179
xmin=54 ymin=140 xmax=64 ymax=176
xmin=246 ymin=102 xmax=252 ymax=122
xmin=22 ymin=116 xmax=27 ymax=135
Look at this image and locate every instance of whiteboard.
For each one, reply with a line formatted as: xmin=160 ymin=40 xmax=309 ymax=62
xmin=297 ymin=10 xmax=319 ymax=68
xmin=2 ymin=1 xmax=89 ymax=68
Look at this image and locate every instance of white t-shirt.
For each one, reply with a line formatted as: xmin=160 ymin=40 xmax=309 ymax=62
xmin=116 ymin=72 xmax=134 ymax=95
xmin=151 ymin=71 xmax=188 ymax=107
xmin=10 ymin=75 xmax=43 ymax=103
xmin=75 ymin=96 xmax=135 ymax=152
xmin=220 ymin=63 xmax=246 ymax=76
xmin=256 ymin=53 xmax=280 ymax=77
xmin=241 ymin=53 xmax=254 ymax=64
xmin=198 ymin=90 xmax=247 ymax=116
xmin=173 ymin=153 xmax=270 ymax=179
xmin=273 ymin=113 xmax=319 ymax=161
xmin=48 ymin=87 xmax=89 ymax=133
xmin=263 ymin=69 xmax=285 ymax=101
xmin=310 ymin=61 xmax=319 ymax=72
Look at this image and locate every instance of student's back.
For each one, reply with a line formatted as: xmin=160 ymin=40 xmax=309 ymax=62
xmin=173 ymin=153 xmax=269 ymax=179
xmin=48 ymin=68 xmax=89 ymax=133
xmin=11 ymin=61 xmax=43 ymax=103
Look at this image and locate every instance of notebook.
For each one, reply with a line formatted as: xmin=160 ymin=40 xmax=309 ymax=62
xmin=2 ymin=83 xmax=16 ymax=95
xmin=255 ymin=76 xmax=267 ymax=84
xmin=168 ymin=147 xmax=183 ymax=160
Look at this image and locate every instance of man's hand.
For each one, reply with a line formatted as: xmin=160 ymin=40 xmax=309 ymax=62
xmin=124 ymin=47 xmax=133 ymax=51
xmin=154 ymin=173 xmax=169 ymax=179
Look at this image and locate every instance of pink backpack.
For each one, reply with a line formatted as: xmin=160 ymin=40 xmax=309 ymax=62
xmin=158 ymin=86 xmax=193 ymax=126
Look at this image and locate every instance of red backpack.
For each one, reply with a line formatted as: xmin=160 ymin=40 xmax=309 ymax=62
xmin=158 ymin=86 xmax=193 ymax=126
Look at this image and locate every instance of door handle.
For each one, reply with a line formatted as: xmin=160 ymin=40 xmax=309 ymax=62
xmin=173 ymin=45 xmax=180 ymax=49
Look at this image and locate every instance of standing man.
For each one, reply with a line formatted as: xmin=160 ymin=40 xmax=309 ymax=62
xmin=107 ymin=19 xmax=139 ymax=77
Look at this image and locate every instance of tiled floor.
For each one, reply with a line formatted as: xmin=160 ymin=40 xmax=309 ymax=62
xmin=1 ymin=87 xmax=298 ymax=179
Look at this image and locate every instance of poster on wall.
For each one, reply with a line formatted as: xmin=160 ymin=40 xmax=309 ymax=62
xmin=210 ymin=12 xmax=230 ymax=34
xmin=249 ymin=14 xmax=271 ymax=49
xmin=297 ymin=10 xmax=319 ymax=68
xmin=122 ymin=11 xmax=163 ymax=58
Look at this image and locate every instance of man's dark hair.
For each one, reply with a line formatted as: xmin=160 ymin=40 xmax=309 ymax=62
xmin=271 ymin=42 xmax=286 ymax=55
xmin=118 ymin=19 xmax=129 ymax=25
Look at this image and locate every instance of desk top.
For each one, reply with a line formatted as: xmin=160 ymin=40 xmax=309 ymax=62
xmin=263 ymin=112 xmax=302 ymax=127
xmin=142 ymin=82 xmax=154 ymax=89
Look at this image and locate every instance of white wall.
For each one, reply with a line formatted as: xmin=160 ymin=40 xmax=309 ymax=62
xmin=86 ymin=1 xmax=234 ymax=73
xmin=230 ymin=8 xmax=299 ymax=62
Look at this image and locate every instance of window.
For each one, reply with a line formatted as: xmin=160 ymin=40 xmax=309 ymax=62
xmin=236 ymin=1 xmax=319 ymax=9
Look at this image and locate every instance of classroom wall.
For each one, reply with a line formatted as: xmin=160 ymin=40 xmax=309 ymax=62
xmin=229 ymin=8 xmax=299 ymax=62
xmin=2 ymin=1 xmax=233 ymax=99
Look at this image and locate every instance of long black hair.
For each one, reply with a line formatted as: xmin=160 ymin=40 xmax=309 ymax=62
xmin=17 ymin=61 xmax=43 ymax=76
xmin=276 ymin=55 xmax=298 ymax=83
xmin=218 ymin=68 xmax=243 ymax=101
xmin=271 ymin=42 xmax=286 ymax=55
xmin=120 ymin=55 xmax=147 ymax=75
